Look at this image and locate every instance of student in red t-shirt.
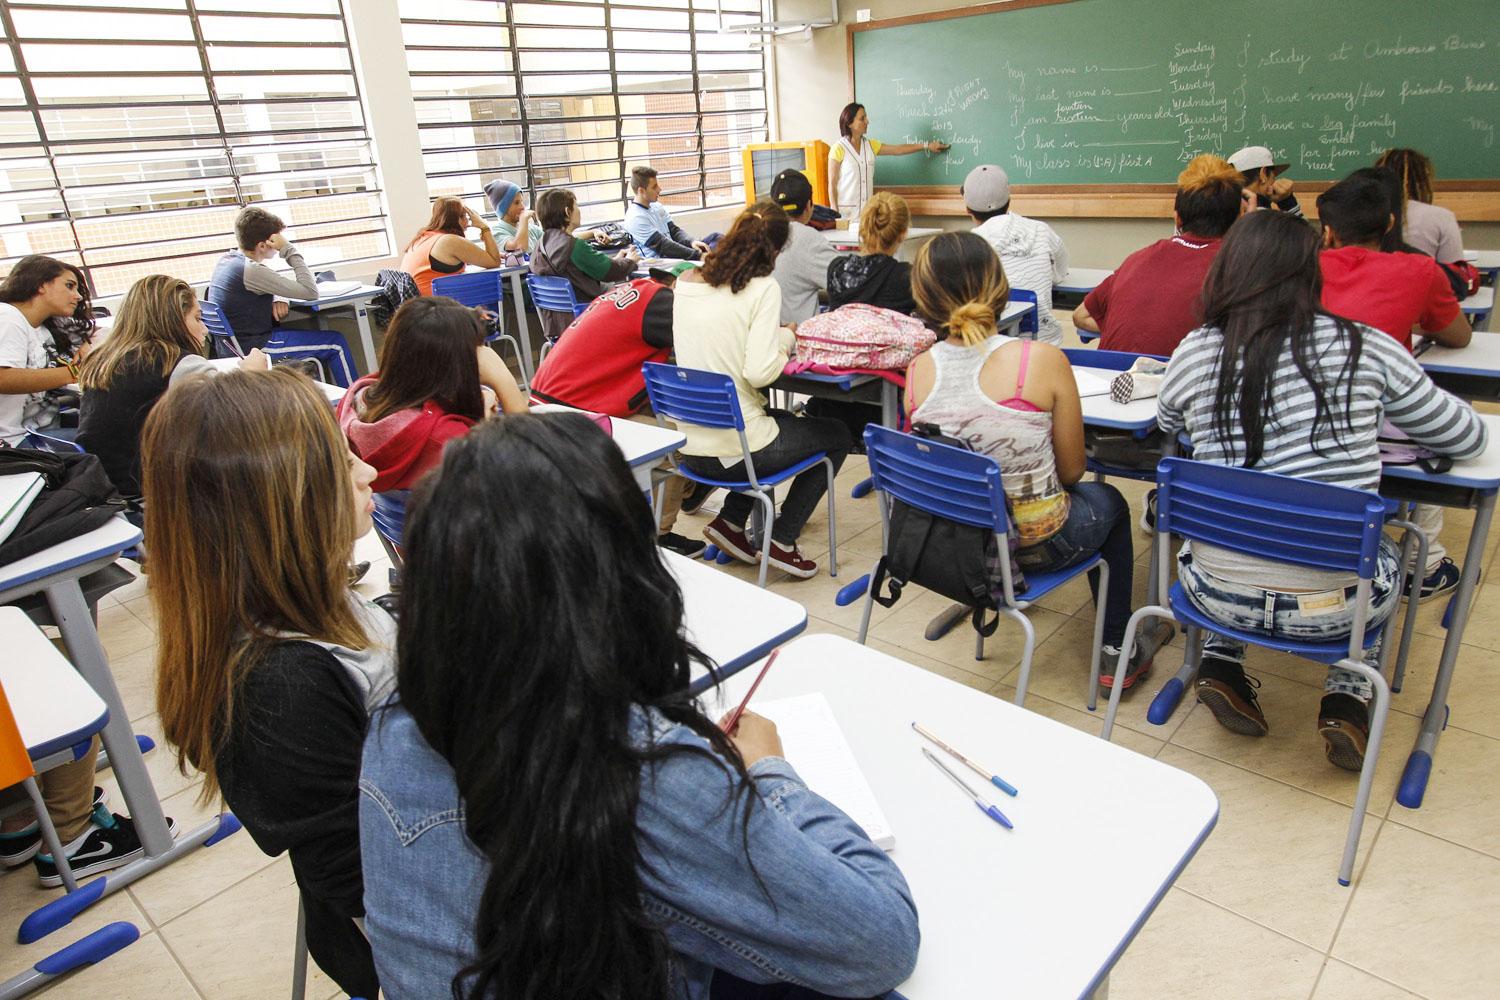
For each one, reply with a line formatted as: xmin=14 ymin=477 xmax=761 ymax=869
xmin=1317 ymin=172 xmax=1471 ymax=603
xmin=1317 ymin=174 xmax=1469 ymax=353
xmin=1073 ymin=155 xmax=1246 ymax=356
xmin=528 ymin=261 xmax=706 ymax=556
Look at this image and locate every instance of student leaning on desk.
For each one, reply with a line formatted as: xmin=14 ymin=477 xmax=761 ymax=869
xmin=359 ymin=413 xmax=919 ymax=1000
xmin=0 ymin=255 xmax=94 ymax=446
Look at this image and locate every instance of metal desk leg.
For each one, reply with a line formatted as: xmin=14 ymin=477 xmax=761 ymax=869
xmin=1145 ymin=436 xmax=1178 ymax=607
xmin=508 ymin=270 xmax=536 ymax=381
xmin=1397 ymin=489 xmax=1495 ymax=809
xmin=352 ymin=298 xmax=376 ymax=375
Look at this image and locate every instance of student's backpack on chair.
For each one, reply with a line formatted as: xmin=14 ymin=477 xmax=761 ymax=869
xmin=0 ymin=449 xmax=126 ymax=565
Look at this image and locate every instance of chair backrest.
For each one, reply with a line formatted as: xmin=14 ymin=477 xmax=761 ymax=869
xmin=22 ymin=429 xmax=84 ymax=454
xmin=526 ymin=274 xmax=585 ymax=317
xmin=1061 ymin=347 xmax=1170 ymax=371
xmin=197 ymin=300 xmax=244 ymax=358
xmin=1155 ymin=457 xmax=1387 ymax=579
xmin=1009 ymin=288 xmax=1038 ymax=336
xmin=371 ymin=490 xmax=409 ymax=551
xmin=863 ymin=424 xmax=1010 ymax=535
xmin=431 ymin=270 xmax=503 ymax=310
xmin=641 ymin=362 xmax=747 ymax=432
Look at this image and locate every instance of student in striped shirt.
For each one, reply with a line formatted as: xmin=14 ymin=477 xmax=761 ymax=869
xmin=1158 ymin=212 xmax=1486 ymax=771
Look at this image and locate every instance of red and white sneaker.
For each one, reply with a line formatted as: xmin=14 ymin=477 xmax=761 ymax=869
xmin=767 ymin=541 xmax=818 ymax=579
xmin=703 ymin=516 xmax=759 ymax=566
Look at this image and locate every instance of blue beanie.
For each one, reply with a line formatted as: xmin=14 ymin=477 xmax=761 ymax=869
xmin=485 ymin=180 xmax=520 ymax=215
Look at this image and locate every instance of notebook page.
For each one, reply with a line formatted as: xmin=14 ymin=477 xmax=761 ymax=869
xmin=0 ymin=473 xmax=43 ymax=547
xmin=1072 ymin=368 xmax=1113 ymax=398
xmin=314 ymin=280 xmax=363 ymax=297
xmin=754 ymin=692 xmax=895 ymax=851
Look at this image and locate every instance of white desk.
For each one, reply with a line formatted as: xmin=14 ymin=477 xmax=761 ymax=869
xmin=0 ymin=606 xmax=107 ymax=768
xmin=713 ymin=635 xmax=1218 ymax=999
xmin=205 ymin=357 xmax=343 ymax=404
xmin=286 ymin=283 xmax=382 ymax=375
xmin=1460 ymin=285 xmax=1493 ymax=332
xmin=666 ymin=550 xmax=808 ymax=695
xmin=1055 ymin=267 xmax=1114 ymax=296
xmin=1465 ymin=249 xmax=1500 ymax=280
xmin=530 ymin=403 xmax=686 ymax=495
xmin=1074 ymin=366 xmax=1158 ymax=432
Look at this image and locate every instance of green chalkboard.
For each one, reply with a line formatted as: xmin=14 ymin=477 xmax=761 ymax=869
xmin=851 ymin=0 xmax=1500 ymax=186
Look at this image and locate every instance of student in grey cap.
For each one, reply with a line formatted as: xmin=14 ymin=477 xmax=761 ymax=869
xmin=1227 ymin=145 xmax=1303 ymax=218
xmin=963 ymin=164 xmax=1068 ymax=344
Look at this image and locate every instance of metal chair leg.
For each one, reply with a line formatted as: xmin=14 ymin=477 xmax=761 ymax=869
xmin=823 ymin=457 xmax=838 ymax=578
xmin=1336 ymin=658 xmax=1391 ymax=886
xmin=856 ymin=557 xmax=881 ymax=643
xmin=1084 ymin=561 xmax=1110 ymax=713
xmin=1102 ymin=605 xmax=1174 ymax=741
xmin=291 ymin=896 xmax=308 ymax=1000
xmin=755 ymin=492 xmax=776 ymax=588
xmin=23 ymin=777 xmax=78 ymax=893
xmin=1006 ymin=610 xmax=1037 ymax=706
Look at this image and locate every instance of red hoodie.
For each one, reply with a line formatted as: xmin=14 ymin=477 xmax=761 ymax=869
xmin=337 ymin=375 xmax=475 ymax=492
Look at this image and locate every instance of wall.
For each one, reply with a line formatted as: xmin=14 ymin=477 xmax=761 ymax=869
xmin=769 ymin=0 xmax=1499 ymax=265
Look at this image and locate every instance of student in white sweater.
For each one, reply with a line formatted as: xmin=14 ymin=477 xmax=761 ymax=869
xmin=963 ymin=165 xmax=1068 ymax=344
xmin=672 ymin=200 xmax=851 ymax=579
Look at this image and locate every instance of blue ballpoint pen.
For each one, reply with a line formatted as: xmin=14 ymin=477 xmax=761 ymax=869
xmin=920 ymin=747 xmax=1014 ymax=830
xmin=911 ymin=721 xmax=1019 ymax=796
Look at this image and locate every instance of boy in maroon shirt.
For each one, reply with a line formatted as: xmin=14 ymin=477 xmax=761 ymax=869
xmin=1073 ymin=155 xmax=1246 ymax=356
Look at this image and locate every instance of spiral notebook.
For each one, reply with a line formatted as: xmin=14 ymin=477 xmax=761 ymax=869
xmin=754 ymin=693 xmax=895 ymax=851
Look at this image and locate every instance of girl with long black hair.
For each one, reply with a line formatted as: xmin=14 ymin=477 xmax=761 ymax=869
xmin=358 ymin=412 xmax=918 ymax=1000
xmin=1157 ymin=211 xmax=1486 ymax=769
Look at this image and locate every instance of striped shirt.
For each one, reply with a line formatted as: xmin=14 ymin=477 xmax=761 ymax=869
xmin=1158 ymin=315 xmax=1487 ymax=587
xmin=973 ymin=214 xmax=1069 ymax=345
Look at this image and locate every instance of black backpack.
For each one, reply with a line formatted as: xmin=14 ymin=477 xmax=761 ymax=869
xmin=0 ymin=448 xmax=127 ymax=566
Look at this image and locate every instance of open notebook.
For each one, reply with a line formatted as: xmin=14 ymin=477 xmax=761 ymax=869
xmin=1072 ymin=368 xmax=1114 ymax=398
xmin=0 ymin=472 xmax=44 ymax=548
xmin=754 ymin=693 xmax=896 ymax=851
xmin=313 ymin=279 xmax=363 ymax=297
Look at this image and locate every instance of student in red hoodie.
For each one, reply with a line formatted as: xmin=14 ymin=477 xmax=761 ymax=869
xmin=338 ymin=298 xmax=527 ymax=492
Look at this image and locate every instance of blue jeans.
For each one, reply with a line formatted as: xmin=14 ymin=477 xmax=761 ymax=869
xmin=1014 ymin=481 xmax=1134 ymax=647
xmin=1177 ymin=538 xmax=1402 ymax=700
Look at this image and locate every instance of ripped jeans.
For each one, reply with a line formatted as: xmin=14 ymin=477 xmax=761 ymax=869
xmin=1177 ymin=537 xmax=1402 ymax=701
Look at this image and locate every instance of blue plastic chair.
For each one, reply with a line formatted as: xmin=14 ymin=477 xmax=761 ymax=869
xmin=198 ymin=300 xmax=356 ymax=387
xmin=370 ymin=490 xmax=409 ymax=569
xmin=852 ymin=424 xmax=1115 ymax=717
xmin=1119 ymin=457 xmax=1419 ymax=886
xmin=642 ymin=363 xmax=838 ymax=588
xmin=430 ymin=271 xmax=527 ymax=388
xmin=21 ymin=429 xmax=83 ymax=454
xmin=1009 ymin=287 xmax=1039 ymax=339
xmin=525 ymin=274 xmax=587 ymax=363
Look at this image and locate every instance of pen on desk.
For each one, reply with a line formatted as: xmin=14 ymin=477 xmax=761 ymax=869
xmin=721 ymin=648 xmax=781 ymax=734
xmin=911 ymin=721 xmax=1018 ymax=796
xmin=921 ymin=747 xmax=1013 ymax=830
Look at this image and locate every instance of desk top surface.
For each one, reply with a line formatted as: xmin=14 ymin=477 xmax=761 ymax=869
xmin=0 ymin=606 xmax=107 ymax=760
xmin=1419 ymin=330 xmax=1500 ymax=377
xmin=823 ymin=226 xmax=943 ymax=245
xmin=712 ymin=634 xmax=1217 ymax=1000
xmin=529 ymin=404 xmax=686 ymax=467
xmin=0 ymin=516 xmax=140 ymax=597
xmin=666 ymin=551 xmax=807 ymax=692
xmin=1055 ymin=267 xmax=1114 ymax=293
xmin=1464 ymin=249 xmax=1500 ymax=272
xmin=287 ymin=283 xmax=381 ymax=307
xmin=1382 ymin=413 xmax=1500 ymax=490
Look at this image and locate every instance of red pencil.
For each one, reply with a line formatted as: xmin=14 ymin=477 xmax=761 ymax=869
xmin=721 ymin=648 xmax=781 ymax=734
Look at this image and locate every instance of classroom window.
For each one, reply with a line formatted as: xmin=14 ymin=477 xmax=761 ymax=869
xmin=400 ymin=0 xmax=769 ymax=224
xmin=0 ymin=0 xmax=390 ymax=296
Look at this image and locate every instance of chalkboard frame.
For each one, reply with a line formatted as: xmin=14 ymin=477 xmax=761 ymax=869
xmin=846 ymin=0 xmax=1500 ymax=221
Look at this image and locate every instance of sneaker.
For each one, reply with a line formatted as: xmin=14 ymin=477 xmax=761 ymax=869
xmin=34 ymin=811 xmax=175 ymax=889
xmin=679 ymin=480 xmax=719 ymax=516
xmin=658 ymin=531 xmax=707 ymax=557
xmin=1195 ymin=655 xmax=1268 ymax=736
xmin=0 ymin=787 xmax=108 ymax=868
xmin=1099 ymin=642 xmax=1154 ymax=691
xmin=1318 ymin=693 xmax=1370 ymax=772
xmin=702 ymin=516 xmax=759 ymax=566
xmin=766 ymin=541 xmax=818 ymax=579
xmin=1407 ymin=557 xmax=1465 ymax=604
xmin=348 ymin=560 xmax=372 ymax=586
xmin=1138 ymin=488 xmax=1158 ymax=535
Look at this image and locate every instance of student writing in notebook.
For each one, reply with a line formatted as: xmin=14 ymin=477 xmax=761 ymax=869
xmin=359 ymin=413 xmax=918 ymax=1000
xmin=0 ymin=255 xmax=94 ymax=445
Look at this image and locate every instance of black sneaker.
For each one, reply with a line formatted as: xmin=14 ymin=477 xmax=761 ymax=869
xmin=1406 ymin=557 xmax=1465 ymax=604
xmin=1195 ymin=655 xmax=1268 ymax=736
xmin=34 ymin=812 xmax=175 ymax=889
xmin=1139 ymin=488 xmax=1158 ymax=535
xmin=658 ymin=531 xmax=707 ymax=557
xmin=1318 ymin=693 xmax=1370 ymax=772
xmin=0 ymin=787 xmax=108 ymax=868
xmin=679 ymin=480 xmax=718 ymax=516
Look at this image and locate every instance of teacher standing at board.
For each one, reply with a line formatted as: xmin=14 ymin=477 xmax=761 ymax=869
xmin=829 ymin=102 xmax=949 ymax=221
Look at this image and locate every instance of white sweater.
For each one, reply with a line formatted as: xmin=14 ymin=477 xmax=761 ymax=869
xmin=972 ymin=214 xmax=1068 ymax=344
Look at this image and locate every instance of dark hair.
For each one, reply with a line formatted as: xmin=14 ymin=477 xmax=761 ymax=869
xmin=535 ymin=188 xmax=576 ymax=231
xmin=698 ymin=200 xmax=789 ymax=294
xmin=962 ymin=197 xmax=1007 ymax=224
xmin=362 ymin=298 xmax=486 ymax=424
xmin=406 ymin=197 xmax=466 ymax=251
xmin=1316 ymin=175 xmax=1392 ymax=247
xmin=911 ymin=231 xmax=1009 ymax=348
xmin=1345 ymin=167 xmax=1408 ymax=253
xmin=394 ymin=414 xmax=755 ymax=1000
xmin=769 ymin=168 xmax=812 ymax=215
xmin=629 ymin=165 xmax=657 ymax=193
xmin=1174 ymin=171 xmax=1244 ymax=239
xmin=1376 ymin=147 xmax=1435 ymax=204
xmin=838 ymin=102 xmax=864 ymax=138
xmin=1200 ymin=211 xmax=1362 ymax=468
xmin=0 ymin=254 xmax=78 ymax=306
xmin=234 ymin=207 xmax=284 ymax=251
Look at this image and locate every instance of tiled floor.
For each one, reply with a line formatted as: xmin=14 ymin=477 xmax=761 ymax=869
xmin=3 ymin=321 xmax=1494 ymax=998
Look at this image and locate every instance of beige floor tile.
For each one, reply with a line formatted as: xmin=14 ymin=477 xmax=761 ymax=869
xmin=868 ymin=584 xmax=1071 ymax=681
xmin=1384 ymin=725 xmax=1500 ymax=859
xmin=108 ymin=644 xmax=159 ymax=724
xmin=160 ymin=857 xmax=340 ymax=1000
xmin=126 ymin=785 xmax=280 ymax=927
xmin=769 ymin=565 xmax=895 ymax=635
xmin=1002 ymin=689 xmax=1167 ymax=758
xmin=1372 ymin=631 xmax=1500 ymax=739
xmin=1109 ymin=887 xmax=1324 ymax=1000
xmin=1156 ymin=746 xmax=1378 ymax=950
xmin=95 ymin=713 xmax=204 ymax=807
xmin=1311 ymin=960 xmax=1425 ymax=1000
xmin=0 ymin=859 xmax=149 ymax=983
xmin=120 ymin=595 xmax=158 ymax=633
xmin=98 ymin=603 xmax=156 ymax=662
xmin=1169 ymin=668 xmax=1421 ymax=816
xmin=1333 ymin=823 xmax=1500 ymax=1000
xmin=33 ymin=930 xmax=200 ymax=1000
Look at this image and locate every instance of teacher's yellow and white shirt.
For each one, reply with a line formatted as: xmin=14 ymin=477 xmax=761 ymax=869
xmin=829 ymin=136 xmax=883 ymax=220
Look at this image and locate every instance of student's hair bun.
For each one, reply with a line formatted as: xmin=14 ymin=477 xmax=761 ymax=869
xmin=947 ymin=301 xmax=996 ymax=346
xmin=859 ymin=192 xmax=910 ymax=254
xmin=1176 ymin=154 xmax=1241 ymax=193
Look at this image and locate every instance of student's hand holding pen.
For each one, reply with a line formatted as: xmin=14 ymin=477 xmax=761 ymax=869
xmin=721 ymin=710 xmax=783 ymax=766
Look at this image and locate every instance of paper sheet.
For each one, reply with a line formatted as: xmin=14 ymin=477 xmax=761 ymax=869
xmin=1072 ymin=368 xmax=1114 ymax=398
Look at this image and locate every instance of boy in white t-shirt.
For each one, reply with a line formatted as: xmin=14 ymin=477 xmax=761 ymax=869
xmin=962 ymin=165 xmax=1069 ymax=344
xmin=0 ymin=255 xmax=92 ymax=444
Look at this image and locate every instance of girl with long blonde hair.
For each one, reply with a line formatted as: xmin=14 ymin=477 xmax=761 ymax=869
xmin=904 ymin=231 xmax=1147 ymax=688
xmin=145 ymin=368 xmax=386 ymax=998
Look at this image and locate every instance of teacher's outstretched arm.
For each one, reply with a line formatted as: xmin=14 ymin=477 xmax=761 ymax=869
xmin=879 ymin=140 xmax=951 ymax=156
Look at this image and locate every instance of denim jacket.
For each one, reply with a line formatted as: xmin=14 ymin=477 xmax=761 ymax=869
xmin=359 ymin=702 xmax=920 ymax=999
